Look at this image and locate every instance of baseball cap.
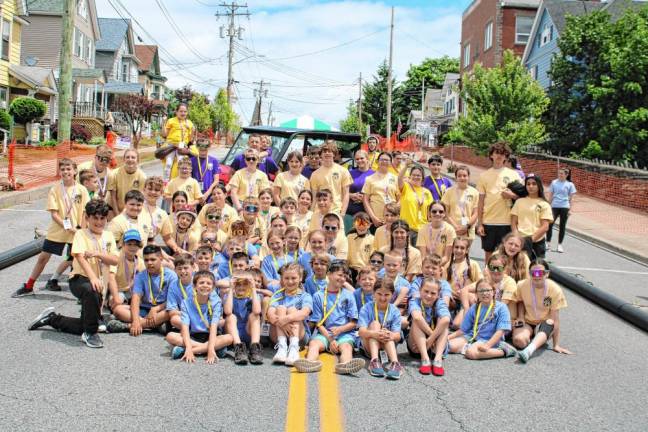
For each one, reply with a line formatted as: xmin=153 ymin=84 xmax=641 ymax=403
xmin=123 ymin=229 xmax=142 ymax=244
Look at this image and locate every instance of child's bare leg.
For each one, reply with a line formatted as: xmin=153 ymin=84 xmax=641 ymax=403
xmin=338 ymin=343 xmax=353 ymax=364
xmin=226 ymin=314 xmax=241 ymax=344
xmin=169 ymin=312 xmax=182 ymax=330
xmin=432 ymin=329 xmax=449 ymax=362
xmin=274 ymin=307 xmax=287 ymax=338
xmin=449 ymin=336 xmax=468 ymax=354
xmin=306 ymin=339 xmax=325 ymax=361
xmin=512 ymin=325 xmax=533 ymax=349
xmin=465 ymin=342 xmax=504 ymax=360
xmin=29 ymin=252 xmax=52 ymax=281
xmin=247 ymin=312 xmax=261 ymax=344
xmin=165 ymin=331 xmax=184 ymax=346
xmin=112 ymin=304 xmax=132 ymax=322
xmin=411 ymin=324 xmax=430 ymax=362
xmin=383 ymin=340 xmax=398 ymax=362
xmin=365 ymin=321 xmax=381 ymax=358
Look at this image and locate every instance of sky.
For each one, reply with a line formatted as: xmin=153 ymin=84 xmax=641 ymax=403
xmin=95 ymin=0 xmax=473 ymax=128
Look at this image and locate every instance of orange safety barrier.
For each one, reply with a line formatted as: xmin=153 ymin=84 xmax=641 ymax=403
xmin=361 ymin=133 xmax=419 ymax=153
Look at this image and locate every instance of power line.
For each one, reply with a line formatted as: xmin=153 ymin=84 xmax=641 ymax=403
xmin=154 ymin=0 xmax=213 ymax=62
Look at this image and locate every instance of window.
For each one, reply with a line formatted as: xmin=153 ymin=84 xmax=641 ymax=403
xmin=74 ymin=28 xmax=83 ymax=58
xmin=529 ymin=65 xmax=538 ymax=80
xmin=515 ymin=16 xmax=534 ymax=44
xmin=78 ymin=0 xmax=89 ymax=20
xmin=540 ymin=25 xmax=552 ymax=47
xmin=1 ymin=19 xmax=10 ymax=61
xmin=122 ymin=61 xmax=129 ymax=82
xmin=85 ymin=37 xmax=93 ymax=65
xmin=484 ymin=21 xmax=493 ymax=51
xmin=463 ymin=43 xmax=471 ymax=68
xmin=0 ymin=87 xmax=7 ymax=109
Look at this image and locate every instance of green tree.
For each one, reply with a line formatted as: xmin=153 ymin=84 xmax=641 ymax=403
xmin=111 ymin=94 xmax=161 ymax=148
xmin=210 ymin=88 xmax=239 ymax=135
xmin=447 ymin=50 xmax=549 ymax=155
xmin=361 ymin=60 xmax=403 ymax=136
xmin=339 ymin=101 xmax=363 ymax=136
xmin=397 ymin=56 xmax=459 ymax=118
xmin=188 ymin=93 xmax=212 ymax=132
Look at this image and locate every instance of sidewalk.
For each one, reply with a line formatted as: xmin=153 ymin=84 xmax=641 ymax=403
xmin=443 ymin=160 xmax=648 ymax=264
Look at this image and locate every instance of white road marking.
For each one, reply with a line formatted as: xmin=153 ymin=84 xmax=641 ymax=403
xmin=0 ymin=209 xmax=47 ymax=213
xmin=560 ymin=266 xmax=648 ymax=276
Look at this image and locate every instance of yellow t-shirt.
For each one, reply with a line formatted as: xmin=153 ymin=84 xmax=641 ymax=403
xmin=325 ymin=234 xmax=348 ymax=259
xmin=165 ymin=117 xmax=194 ymax=145
xmin=476 ymin=167 xmax=522 ymax=225
xmin=197 ymin=203 xmax=239 ymax=233
xmin=113 ymin=250 xmax=145 ymax=292
xmin=107 ymin=212 xmax=151 ymax=247
xmin=372 ymin=225 xmax=391 ymax=252
xmin=400 ymin=182 xmax=433 ymax=232
xmin=164 ymin=176 xmax=203 ymax=202
xmin=141 ymin=204 xmax=169 ymax=241
xmin=46 ymin=182 xmax=90 ymax=243
xmin=273 ymin=172 xmax=310 ymax=201
xmin=77 ymin=160 xmax=112 ymax=202
xmin=259 ymin=206 xmax=281 ymax=230
xmin=228 ymin=169 xmax=271 ymax=202
xmin=379 ymin=245 xmax=422 ymax=276
xmin=70 ymin=229 xmax=118 ymax=282
xmin=446 ymin=259 xmax=483 ymax=295
xmin=229 ymin=216 xmax=267 ymax=242
xmin=511 ymin=197 xmax=554 ymax=238
xmin=416 ymin=221 xmax=456 ymax=258
xmin=294 ymin=210 xmax=313 ymax=236
xmin=361 ymin=172 xmax=400 ymax=221
xmin=160 ymin=216 xmax=202 ymax=250
xmin=109 ymin=166 xmax=146 ymax=213
xmin=309 ymin=163 xmax=353 ymax=213
xmin=348 ymin=232 xmax=375 ymax=270
xmin=513 ymin=279 xmax=568 ymax=325
xmin=367 ymin=151 xmax=380 ymax=171
xmin=442 ymin=185 xmax=480 ymax=240
xmin=307 ymin=210 xmax=346 ymax=234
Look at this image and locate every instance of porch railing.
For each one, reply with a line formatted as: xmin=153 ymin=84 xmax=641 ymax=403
xmin=71 ymin=101 xmax=104 ymax=119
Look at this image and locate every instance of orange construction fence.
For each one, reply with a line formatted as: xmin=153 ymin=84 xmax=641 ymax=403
xmin=361 ymin=133 xmax=419 ymax=153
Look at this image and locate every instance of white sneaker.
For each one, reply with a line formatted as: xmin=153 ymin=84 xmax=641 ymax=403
xmin=546 ymin=242 xmax=553 ymax=251
xmin=285 ymin=344 xmax=300 ymax=366
xmin=557 ymin=244 xmax=564 ymax=253
xmin=273 ymin=343 xmax=288 ymax=364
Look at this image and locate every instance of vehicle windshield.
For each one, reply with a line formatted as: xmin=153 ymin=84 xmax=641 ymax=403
xmin=222 ymin=131 xmax=289 ymax=165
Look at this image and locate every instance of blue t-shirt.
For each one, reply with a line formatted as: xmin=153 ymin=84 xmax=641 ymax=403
xmin=410 ymin=276 xmax=453 ymax=300
xmin=304 ymin=275 xmax=328 ymax=296
xmin=423 ymin=176 xmax=453 ymax=201
xmin=190 ymin=155 xmax=220 ymax=199
xmin=347 ymin=168 xmax=375 ymax=214
xmin=408 ymin=297 xmax=450 ymax=326
xmin=460 ymin=301 xmax=511 ymax=342
xmin=180 ymin=291 xmax=223 ymax=334
xmin=268 ymin=289 xmax=313 ymax=311
xmin=309 ymin=289 xmax=358 ymax=337
xmin=302 ymin=165 xmax=317 ymax=179
xmin=549 ymin=179 xmax=576 ymax=209
xmin=353 ymin=288 xmax=373 ymax=312
xmin=358 ymin=301 xmax=401 ymax=333
xmin=166 ymin=279 xmax=193 ymax=311
xmin=261 ymin=254 xmax=296 ymax=282
xmin=376 ymin=270 xmax=411 ymax=303
xmin=210 ymin=252 xmax=226 ymax=272
xmin=132 ymin=267 xmax=178 ymax=309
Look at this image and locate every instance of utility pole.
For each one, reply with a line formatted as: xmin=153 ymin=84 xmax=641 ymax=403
xmin=358 ymin=72 xmax=363 ymax=134
xmin=267 ymin=100 xmax=272 ymax=126
xmin=421 ymin=77 xmax=425 ymax=119
xmin=57 ymin=0 xmax=75 ymax=143
xmin=251 ymin=80 xmax=268 ymax=126
xmin=386 ymin=6 xmax=394 ymax=140
xmin=216 ymin=2 xmax=250 ymax=106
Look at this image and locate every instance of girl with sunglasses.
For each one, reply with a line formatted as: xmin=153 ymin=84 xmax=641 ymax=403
xmin=511 ymin=259 xmax=572 ymax=362
xmin=474 ymin=254 xmax=518 ymax=321
xmin=201 ymin=206 xmax=227 ymax=248
xmin=322 ymin=213 xmax=348 ymax=260
xmin=416 ymin=201 xmax=456 ymax=267
xmin=197 ymin=185 xmax=240 ymax=234
xmin=368 ymin=251 xmax=384 ymax=274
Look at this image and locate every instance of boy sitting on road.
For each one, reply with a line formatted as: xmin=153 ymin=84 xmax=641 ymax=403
xmin=107 ymin=190 xmax=150 ymax=247
xmin=107 ymin=229 xmax=145 ymax=324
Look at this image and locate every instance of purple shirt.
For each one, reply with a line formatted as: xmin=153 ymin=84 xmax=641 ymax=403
xmin=190 ymin=155 xmax=220 ymax=202
xmin=302 ymin=165 xmax=318 ymax=179
xmin=347 ymin=168 xmax=375 ymax=215
xmin=424 ymin=176 xmax=453 ymax=201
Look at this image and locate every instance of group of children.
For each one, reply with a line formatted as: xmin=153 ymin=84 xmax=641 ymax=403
xmin=20 ymin=139 xmax=572 ymax=379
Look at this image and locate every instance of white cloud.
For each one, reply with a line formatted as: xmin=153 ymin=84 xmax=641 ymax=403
xmin=95 ymin=0 xmax=462 ymax=128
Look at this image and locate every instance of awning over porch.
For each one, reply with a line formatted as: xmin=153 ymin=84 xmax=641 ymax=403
xmin=104 ymin=81 xmax=144 ymax=95
xmin=72 ymin=68 xmax=107 ymax=85
xmin=9 ymin=65 xmax=58 ymax=95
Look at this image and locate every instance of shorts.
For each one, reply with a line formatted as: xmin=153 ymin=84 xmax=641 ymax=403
xmin=139 ymin=306 xmax=150 ymax=318
xmin=118 ymin=291 xmax=132 ymax=303
xmin=237 ymin=322 xmax=251 ymax=344
xmin=191 ymin=332 xmax=210 ymax=343
xmin=523 ymin=237 xmax=546 ymax=260
xmin=480 ymin=224 xmax=511 ymax=252
xmin=42 ymin=239 xmax=73 ymax=261
xmin=312 ymin=333 xmax=355 ymax=351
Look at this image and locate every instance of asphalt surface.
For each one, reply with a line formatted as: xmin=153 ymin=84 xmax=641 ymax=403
xmin=1 ymin=151 xmax=648 ymax=431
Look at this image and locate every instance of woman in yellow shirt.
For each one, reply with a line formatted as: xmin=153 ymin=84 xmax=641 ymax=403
xmin=397 ymin=161 xmax=433 ymax=244
xmin=161 ymin=103 xmax=197 ymax=181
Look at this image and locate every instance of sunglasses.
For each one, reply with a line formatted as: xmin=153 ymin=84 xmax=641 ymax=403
xmin=370 ymin=259 xmax=383 ymax=265
xmin=97 ymin=156 xmax=111 ymax=163
xmin=488 ymin=264 xmax=505 ymax=272
xmin=198 ymin=144 xmax=210 ymax=149
xmin=477 ymin=289 xmax=493 ymax=294
xmin=531 ymin=269 xmax=547 ymax=277
xmin=323 ymin=225 xmax=339 ymax=232
xmin=244 ymin=205 xmax=259 ymax=213
xmin=245 ymin=157 xmax=258 ymax=162
xmin=354 ymin=219 xmax=370 ymax=226
xmin=202 ymin=238 xmax=217 ymax=243
xmin=206 ymin=214 xmax=221 ymax=221
xmin=430 ymin=210 xmax=445 ymax=215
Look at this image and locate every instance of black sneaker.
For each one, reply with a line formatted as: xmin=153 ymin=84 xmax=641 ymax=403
xmin=106 ymin=319 xmax=130 ymax=333
xmin=45 ymin=279 xmax=61 ymax=292
xmin=28 ymin=307 xmax=56 ymax=331
xmin=233 ymin=343 xmax=248 ymax=365
xmin=248 ymin=343 xmax=264 ymax=365
xmin=81 ymin=332 xmax=104 ymax=348
xmin=12 ymin=285 xmax=35 ymax=298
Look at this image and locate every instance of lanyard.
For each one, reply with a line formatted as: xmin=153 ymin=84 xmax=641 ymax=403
xmin=428 ymin=224 xmax=444 ymax=254
xmin=86 ymin=230 xmax=106 ymax=279
xmin=94 ymin=165 xmax=108 ymax=197
xmin=147 ymin=270 xmax=165 ymax=306
xmin=146 ymin=204 xmax=158 ymax=234
xmin=246 ymin=170 xmax=256 ymax=197
xmin=271 ymin=254 xmax=285 ymax=271
xmin=456 ymin=187 xmax=468 ymax=217
xmin=193 ymin=290 xmax=213 ymax=328
xmin=123 ymin=254 xmax=137 ymax=286
xmin=431 ymin=177 xmax=446 ymax=200
xmin=412 ymin=184 xmax=425 ymax=209
xmin=374 ymin=302 xmax=389 ymax=328
xmin=316 ymin=289 xmax=341 ymax=327
xmin=452 ymin=261 xmax=469 ymax=292
xmin=179 ymin=281 xmax=188 ymax=299
xmin=420 ymin=299 xmax=435 ymax=329
xmin=179 ymin=119 xmax=187 ymax=143
xmin=268 ymin=288 xmax=285 ymax=307
xmin=312 ymin=275 xmax=327 ymax=290
xmin=60 ymin=182 xmax=77 ymax=218
xmin=494 ymin=279 xmax=503 ymax=301
xmin=361 ymin=290 xmax=366 ymax=307
xmin=531 ymin=281 xmax=549 ymax=320
xmin=383 ymin=175 xmax=392 ymax=204
xmin=197 ymin=157 xmax=207 ymax=182
xmin=470 ymin=301 xmax=494 ymax=342
xmin=175 ymin=228 xmax=189 ymax=251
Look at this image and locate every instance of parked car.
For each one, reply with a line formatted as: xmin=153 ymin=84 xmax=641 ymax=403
xmin=219 ymin=126 xmax=362 ymax=185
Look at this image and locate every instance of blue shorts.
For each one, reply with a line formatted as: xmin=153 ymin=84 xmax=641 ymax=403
xmin=237 ymin=323 xmax=251 ymax=344
xmin=138 ymin=307 xmax=150 ymax=318
xmin=312 ymin=333 xmax=355 ymax=351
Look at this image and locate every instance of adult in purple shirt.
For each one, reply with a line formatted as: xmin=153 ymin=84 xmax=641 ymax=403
xmin=345 ymin=150 xmax=375 ymax=230
xmin=231 ymin=133 xmax=279 ymax=178
xmin=424 ymin=154 xmax=453 ymax=201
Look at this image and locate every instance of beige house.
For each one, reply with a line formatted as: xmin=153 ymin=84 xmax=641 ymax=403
xmin=134 ymin=44 xmax=166 ymax=101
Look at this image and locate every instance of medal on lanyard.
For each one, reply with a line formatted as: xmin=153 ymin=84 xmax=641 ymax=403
xmin=193 ymin=290 xmax=213 ymax=329
xmin=384 ymin=177 xmax=392 ymax=204
xmin=316 ymin=289 xmax=341 ymax=327
xmin=414 ymin=186 xmax=425 ymax=220
xmin=61 ymin=182 xmax=77 ymax=230
xmin=531 ymin=281 xmax=549 ymax=321
xmin=470 ymin=301 xmax=494 ymax=342
xmin=147 ymin=270 xmax=165 ymax=306
xmin=197 ymin=157 xmax=206 ymax=191
xmin=452 ymin=263 xmax=469 ymax=292
xmin=247 ymin=171 xmax=255 ymax=198
xmin=432 ymin=177 xmax=445 ymax=200
xmin=95 ymin=166 xmax=107 ymax=198
xmin=86 ymin=230 xmax=106 ymax=282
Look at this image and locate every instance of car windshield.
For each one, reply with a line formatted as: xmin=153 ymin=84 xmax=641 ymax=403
xmin=222 ymin=131 xmax=289 ymax=165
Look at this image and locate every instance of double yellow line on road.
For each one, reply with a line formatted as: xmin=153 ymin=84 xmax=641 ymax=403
xmin=285 ymin=354 xmax=344 ymax=432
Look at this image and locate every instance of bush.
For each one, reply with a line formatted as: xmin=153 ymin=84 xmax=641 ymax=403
xmin=38 ymin=139 xmax=57 ymax=148
xmin=51 ymin=123 xmax=92 ymax=143
xmin=0 ymin=108 xmax=11 ymax=130
xmin=9 ymin=97 xmax=46 ymax=125
xmin=88 ymin=137 xmax=106 ymax=146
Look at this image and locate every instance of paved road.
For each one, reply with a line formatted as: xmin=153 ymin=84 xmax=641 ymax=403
xmin=1 ymin=152 xmax=648 ymax=431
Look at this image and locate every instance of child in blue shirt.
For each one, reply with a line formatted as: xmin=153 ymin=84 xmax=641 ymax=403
xmin=299 ymin=230 xmax=335 ymax=278
xmin=354 ymin=267 xmax=376 ymax=312
xmin=223 ymin=272 xmax=263 ymax=365
xmin=448 ymin=279 xmax=516 ymax=360
xmin=304 ymin=253 xmax=330 ymax=296
xmin=410 ymin=254 xmax=453 ymax=304
xmin=294 ymin=262 xmax=365 ymax=375
xmin=358 ymin=279 xmax=403 ymax=380
xmin=267 ymin=263 xmax=313 ymax=367
xmin=407 ymin=278 xmax=451 ymax=376
xmin=165 ymin=271 xmax=233 ymax=363
xmin=214 ymin=240 xmax=247 ymax=278
xmin=195 ymin=246 xmax=213 ymax=272
xmin=166 ymin=254 xmax=194 ymax=330
xmin=261 ymin=229 xmax=294 ymax=283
